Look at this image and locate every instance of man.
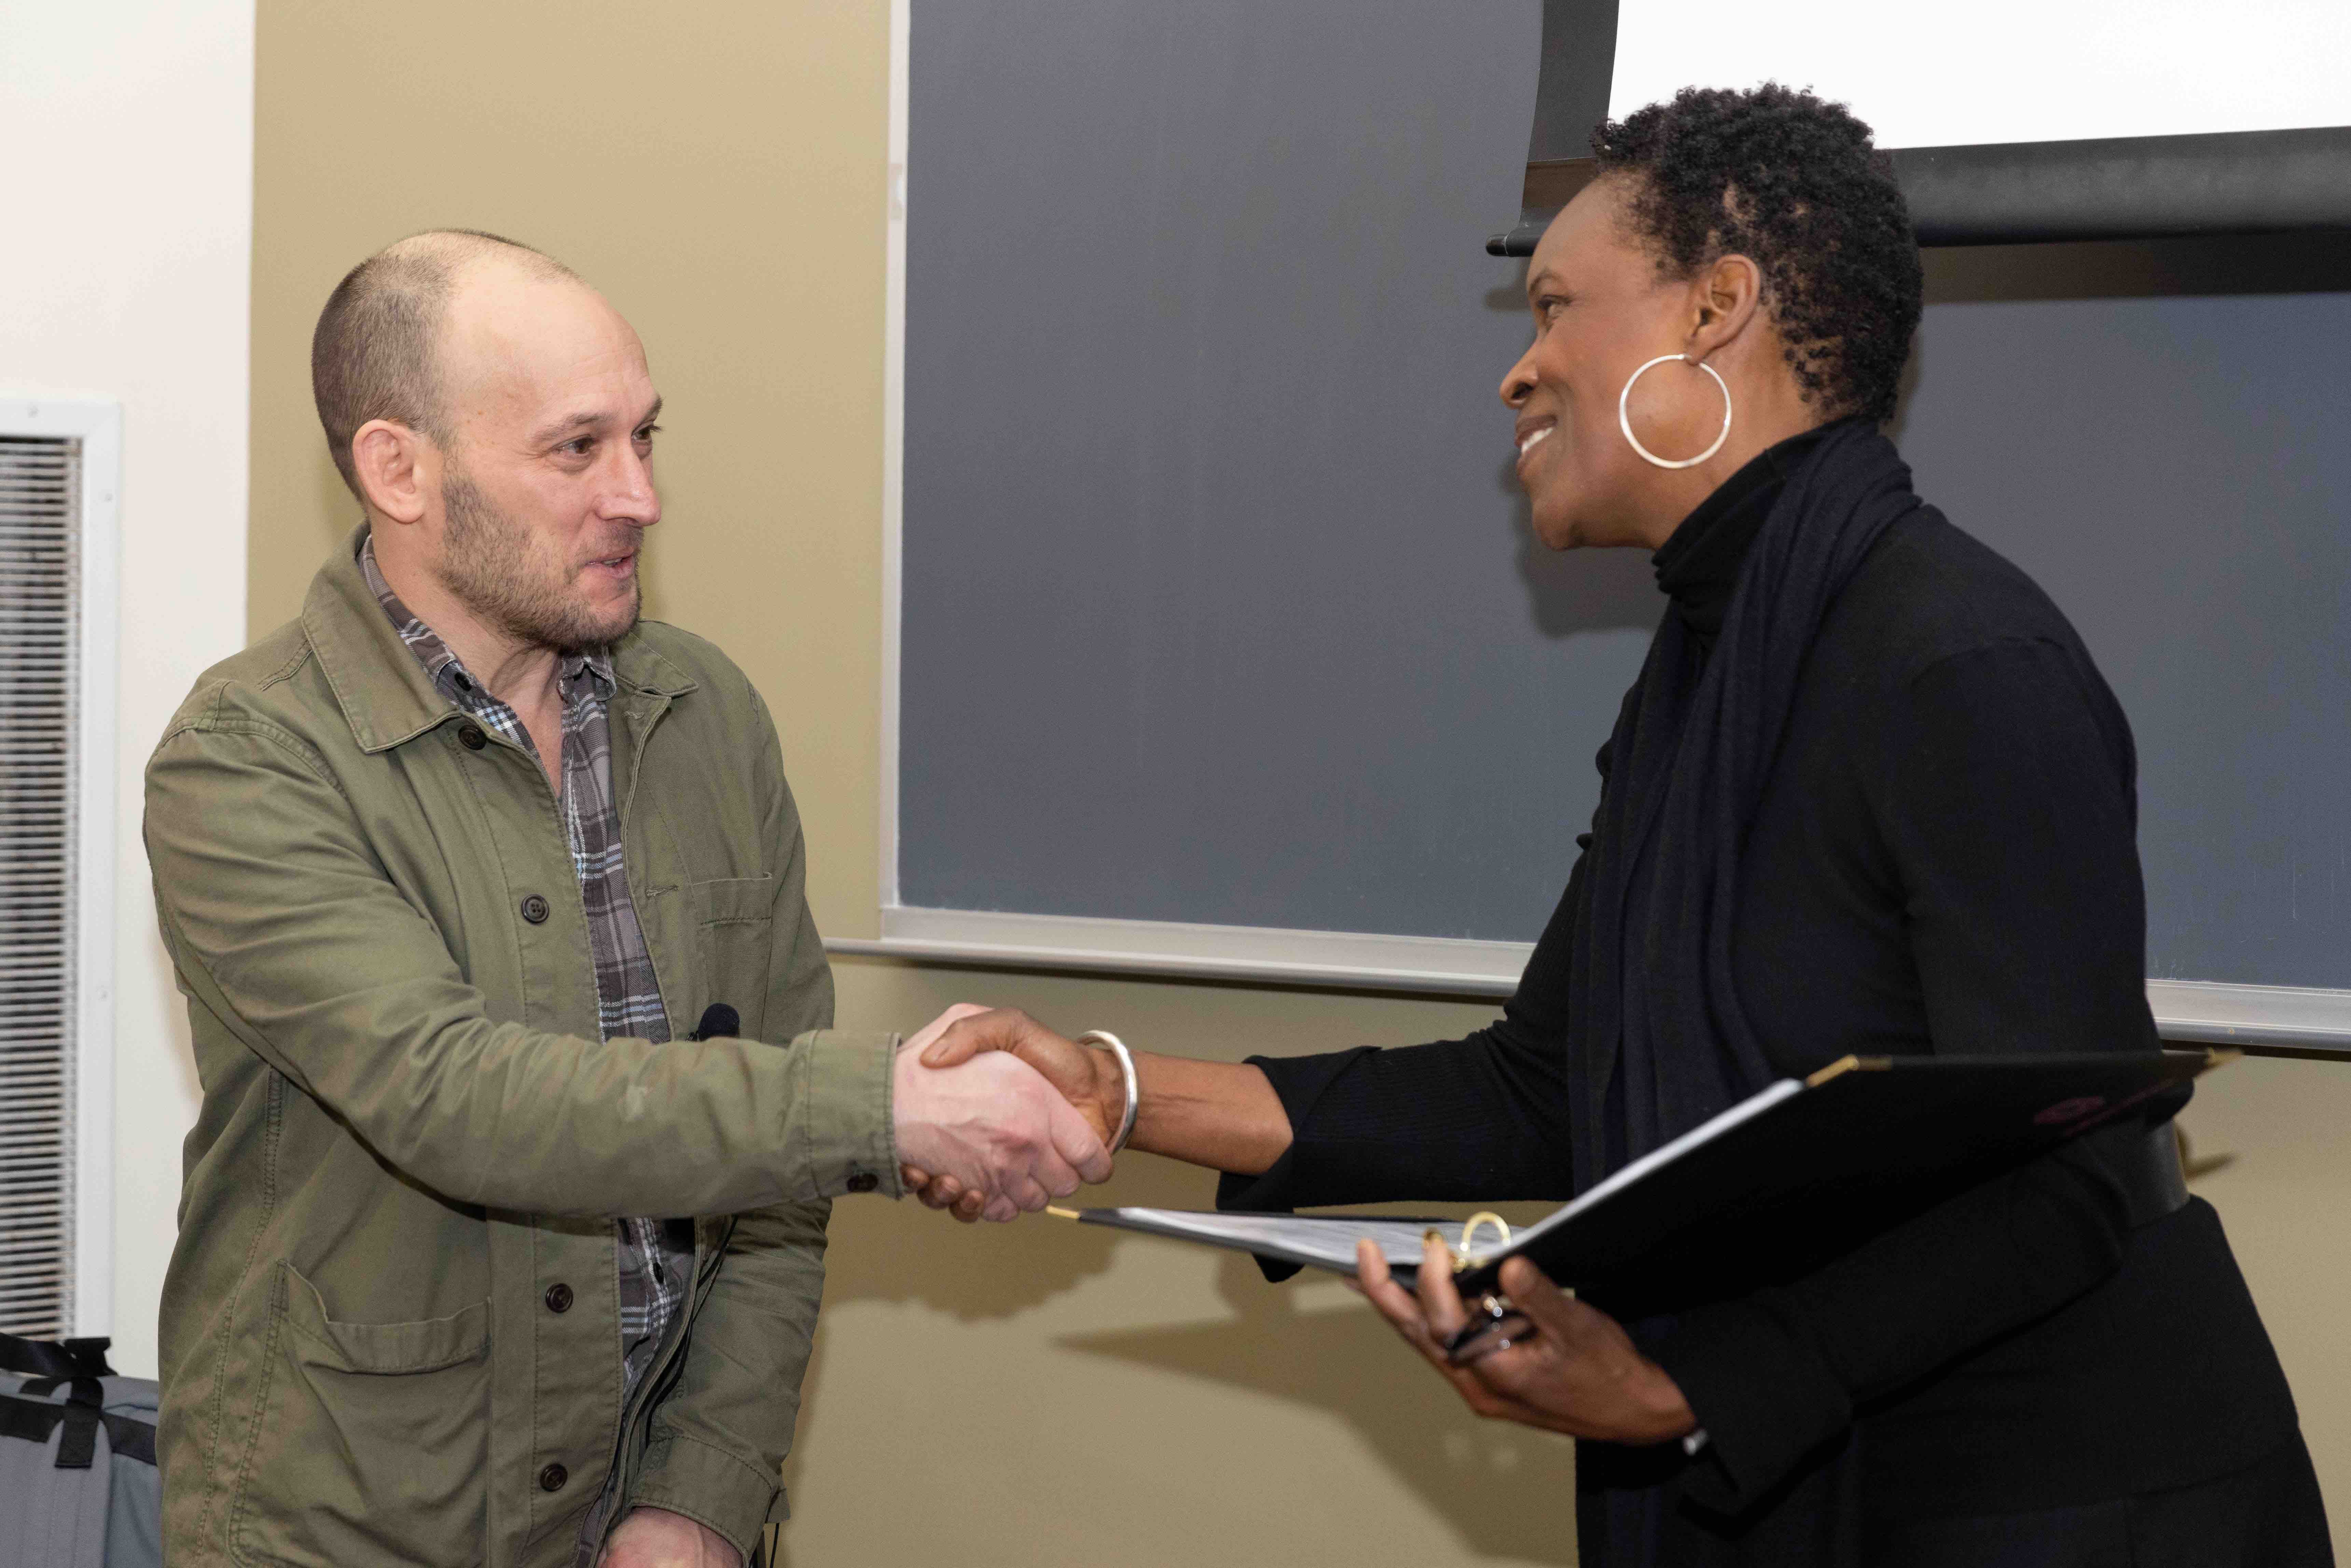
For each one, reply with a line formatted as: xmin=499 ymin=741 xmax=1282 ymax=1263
xmin=144 ymin=231 xmax=1109 ymax=1568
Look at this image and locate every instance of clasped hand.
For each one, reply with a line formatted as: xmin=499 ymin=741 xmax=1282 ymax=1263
xmin=895 ymin=1007 xmax=1123 ymax=1223
xmin=889 ymin=1005 xmax=1118 ymax=1222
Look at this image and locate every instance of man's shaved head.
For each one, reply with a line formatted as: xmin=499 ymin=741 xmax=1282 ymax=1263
xmin=311 ymin=229 xmax=578 ymax=499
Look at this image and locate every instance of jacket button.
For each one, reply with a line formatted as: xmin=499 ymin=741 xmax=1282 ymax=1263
xmin=539 ymin=1462 xmax=568 ymax=1493
xmin=544 ymin=1282 xmax=573 ymax=1314
xmin=457 ymin=723 xmax=487 ymax=751
xmin=845 ymin=1170 xmax=879 ymax=1194
xmin=520 ymin=894 xmax=550 ymax=924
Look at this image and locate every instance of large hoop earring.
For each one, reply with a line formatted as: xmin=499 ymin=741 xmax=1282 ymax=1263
xmin=1618 ymin=354 xmax=1732 ymax=470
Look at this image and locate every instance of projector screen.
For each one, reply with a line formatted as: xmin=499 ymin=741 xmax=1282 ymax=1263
xmin=1609 ymin=0 xmax=2351 ymax=149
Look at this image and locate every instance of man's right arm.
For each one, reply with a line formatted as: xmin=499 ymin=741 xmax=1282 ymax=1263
xmin=146 ymin=717 xmax=1100 ymax=1219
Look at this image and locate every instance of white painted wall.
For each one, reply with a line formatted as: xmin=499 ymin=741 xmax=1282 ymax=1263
xmin=0 ymin=0 xmax=255 ymax=1378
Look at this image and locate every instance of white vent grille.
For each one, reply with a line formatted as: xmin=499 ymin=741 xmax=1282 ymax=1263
xmin=0 ymin=433 xmax=82 ymax=1338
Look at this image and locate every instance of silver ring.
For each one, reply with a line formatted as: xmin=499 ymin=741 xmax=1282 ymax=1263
xmin=1618 ymin=354 xmax=1732 ymax=470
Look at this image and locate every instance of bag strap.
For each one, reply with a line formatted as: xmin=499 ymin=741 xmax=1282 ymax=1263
xmin=0 ymin=1401 xmax=154 ymax=1476
xmin=18 ymin=1374 xmax=107 ymax=1469
xmin=0 ymin=1331 xmax=114 ymax=1380
xmin=102 ymin=1406 xmax=157 ymax=1465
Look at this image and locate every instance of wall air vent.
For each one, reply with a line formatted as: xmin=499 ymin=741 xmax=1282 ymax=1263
xmin=0 ymin=400 xmax=117 ymax=1340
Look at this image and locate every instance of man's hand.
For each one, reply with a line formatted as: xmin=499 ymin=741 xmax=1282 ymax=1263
xmin=598 ymin=1506 xmax=740 ymax=1568
xmin=890 ymin=1013 xmax=1113 ymax=1223
xmin=900 ymin=1009 xmax=1125 ymax=1223
xmin=1352 ymin=1235 xmax=1697 ymax=1445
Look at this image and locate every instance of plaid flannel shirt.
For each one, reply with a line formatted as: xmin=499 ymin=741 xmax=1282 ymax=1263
xmin=362 ymin=539 xmax=694 ymax=1551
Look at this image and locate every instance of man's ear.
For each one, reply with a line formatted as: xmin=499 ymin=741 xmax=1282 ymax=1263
xmin=350 ymin=419 xmax=435 ymax=526
xmin=1683 ymin=253 xmax=1764 ymax=360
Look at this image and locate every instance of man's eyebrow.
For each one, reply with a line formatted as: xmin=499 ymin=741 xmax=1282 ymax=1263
xmin=528 ymin=396 xmax=663 ymax=446
xmin=529 ymin=410 xmax=607 ymax=445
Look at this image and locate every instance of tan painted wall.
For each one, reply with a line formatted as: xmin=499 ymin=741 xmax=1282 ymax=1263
xmin=249 ymin=2 xmax=2348 ymax=1559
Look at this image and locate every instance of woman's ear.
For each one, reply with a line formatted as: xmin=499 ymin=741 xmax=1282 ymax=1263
xmin=1685 ymin=253 xmax=1765 ymax=359
xmin=350 ymin=419 xmax=433 ymax=526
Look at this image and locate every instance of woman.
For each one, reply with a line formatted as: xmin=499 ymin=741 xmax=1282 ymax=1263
xmin=908 ymin=86 xmax=2330 ymax=1564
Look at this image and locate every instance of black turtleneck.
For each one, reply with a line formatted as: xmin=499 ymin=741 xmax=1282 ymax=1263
xmin=1651 ymin=419 xmax=1839 ymax=642
xmin=1218 ymin=434 xmax=2302 ymax=1543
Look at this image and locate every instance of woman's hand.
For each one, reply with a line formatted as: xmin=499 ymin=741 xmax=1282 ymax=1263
xmin=1354 ymin=1235 xmax=1698 ymax=1446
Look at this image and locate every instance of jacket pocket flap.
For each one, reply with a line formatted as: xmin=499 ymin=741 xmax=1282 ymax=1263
xmin=688 ymin=875 xmax=776 ymax=926
xmin=279 ymin=1261 xmax=491 ymax=1374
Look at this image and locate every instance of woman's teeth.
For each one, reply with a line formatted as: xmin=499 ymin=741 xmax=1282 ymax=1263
xmin=1518 ymin=426 xmax=1554 ymax=458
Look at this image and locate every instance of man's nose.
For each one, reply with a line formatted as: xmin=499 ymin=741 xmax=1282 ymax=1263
xmin=1500 ymin=344 xmax=1538 ymax=407
xmin=604 ymin=444 xmax=662 ymax=529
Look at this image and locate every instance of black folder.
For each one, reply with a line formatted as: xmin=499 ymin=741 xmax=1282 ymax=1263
xmin=1059 ymin=1050 xmax=2222 ymax=1303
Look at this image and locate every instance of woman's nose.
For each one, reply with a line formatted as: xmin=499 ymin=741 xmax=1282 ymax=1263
xmin=1500 ymin=346 xmax=1537 ymax=407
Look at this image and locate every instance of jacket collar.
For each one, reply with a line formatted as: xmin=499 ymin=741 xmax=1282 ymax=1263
xmin=304 ymin=525 xmax=699 ymax=755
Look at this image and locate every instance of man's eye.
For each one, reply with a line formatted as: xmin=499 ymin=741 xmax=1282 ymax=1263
xmin=562 ymin=437 xmax=595 ymax=456
xmin=635 ymin=424 xmax=661 ymax=444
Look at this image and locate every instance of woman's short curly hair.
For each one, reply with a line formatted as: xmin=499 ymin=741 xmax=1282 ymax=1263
xmin=1592 ymin=84 xmax=1922 ymax=424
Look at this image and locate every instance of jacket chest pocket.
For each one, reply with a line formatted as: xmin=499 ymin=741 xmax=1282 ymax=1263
xmin=687 ymin=876 xmax=776 ymax=1040
xmin=233 ymin=1263 xmax=491 ymax=1567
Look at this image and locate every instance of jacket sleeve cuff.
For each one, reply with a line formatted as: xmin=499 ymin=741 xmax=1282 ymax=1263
xmin=1212 ymin=1047 xmax=1381 ymax=1214
xmin=788 ymin=1030 xmax=903 ymax=1200
xmin=1640 ymin=1299 xmax=1853 ymax=1515
xmin=626 ymin=1431 xmax=787 ymax=1564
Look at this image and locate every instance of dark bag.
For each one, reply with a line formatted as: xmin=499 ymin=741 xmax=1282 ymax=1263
xmin=0 ymin=1332 xmax=162 ymax=1568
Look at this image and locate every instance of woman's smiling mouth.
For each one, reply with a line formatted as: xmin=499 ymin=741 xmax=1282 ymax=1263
xmin=1515 ymin=417 xmax=1557 ymax=474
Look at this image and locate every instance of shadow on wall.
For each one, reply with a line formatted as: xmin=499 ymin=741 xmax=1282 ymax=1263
xmin=1059 ymin=1249 xmax=1578 ymax=1565
xmin=799 ymin=1155 xmax=1575 ymax=1564
xmin=1484 ymin=269 xmax=1667 ymax=648
xmin=1512 ymin=488 xmax=1664 ymax=645
xmin=805 ymin=1153 xmax=1214 ymax=1321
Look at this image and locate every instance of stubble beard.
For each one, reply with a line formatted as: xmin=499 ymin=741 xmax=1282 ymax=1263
xmin=433 ymin=467 xmax=640 ymax=656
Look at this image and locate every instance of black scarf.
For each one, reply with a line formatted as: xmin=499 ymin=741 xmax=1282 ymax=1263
xmin=1565 ymin=420 xmax=1928 ymax=1194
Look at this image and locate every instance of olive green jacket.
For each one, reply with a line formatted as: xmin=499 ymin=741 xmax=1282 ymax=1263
xmin=145 ymin=530 xmax=903 ymax=1568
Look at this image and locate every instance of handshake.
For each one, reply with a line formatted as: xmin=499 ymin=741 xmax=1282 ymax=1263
xmin=886 ymin=1004 xmax=1130 ymax=1222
